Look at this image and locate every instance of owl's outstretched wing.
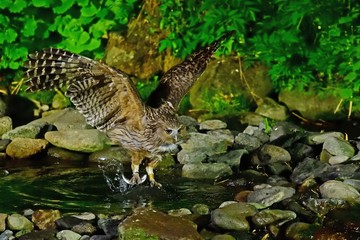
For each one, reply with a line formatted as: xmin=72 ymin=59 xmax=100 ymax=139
xmin=24 ymin=48 xmax=144 ymax=131
xmin=147 ymin=31 xmax=235 ymax=109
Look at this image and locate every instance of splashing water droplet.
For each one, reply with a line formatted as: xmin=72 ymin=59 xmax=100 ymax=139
xmin=98 ymin=159 xmax=130 ymax=193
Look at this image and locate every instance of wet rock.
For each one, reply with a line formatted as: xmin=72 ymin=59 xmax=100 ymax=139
xmin=252 ymin=209 xmax=296 ymax=227
xmin=267 ymin=162 xmax=292 ymax=175
xmin=18 ymin=229 xmax=58 ymax=240
xmin=234 ymin=133 xmax=262 ymax=151
xmin=209 ymin=149 xmax=247 ymax=167
xmin=307 ymin=132 xmax=344 ymax=145
xmin=207 ymin=129 xmax=234 ymax=146
xmin=0 ymin=116 xmax=12 ymax=136
xmin=303 ymin=198 xmax=347 ymax=216
xmin=0 ymin=230 xmax=13 ymax=240
xmin=255 ymin=97 xmax=288 ymax=121
xmin=247 ymin=186 xmax=296 ymax=207
xmin=0 ymin=139 xmax=10 ymax=151
xmin=211 ymin=202 xmax=258 ymax=231
xmin=211 ymin=234 xmax=236 ymax=240
xmin=5 ymin=138 xmax=48 ymax=159
xmin=88 ymin=146 xmax=130 ymax=164
xmin=178 ymin=115 xmax=198 ymax=132
xmin=89 ymin=235 xmax=110 ymax=240
xmin=32 ymin=209 xmax=61 ymax=230
xmin=7 ymin=213 xmax=34 ymax=231
xmin=199 ymin=119 xmax=227 ymax=130
xmin=56 ymin=216 xmax=86 ymax=230
xmin=118 ymin=208 xmax=201 ymax=240
xmin=291 ymin=158 xmax=329 ymax=184
xmin=343 ymin=179 xmax=360 ymax=191
xmin=2 ymin=124 xmax=41 ymax=140
xmin=318 ymin=163 xmax=359 ymax=181
xmin=178 ymin=132 xmax=231 ymax=164
xmin=321 ymin=136 xmax=355 ymax=163
xmin=285 ymin=222 xmax=318 ymax=240
xmin=328 ymin=155 xmax=349 ymax=165
xmin=168 ymin=208 xmax=192 ymax=217
xmin=323 ymin=206 xmax=360 ymax=235
xmin=47 ymin=147 xmax=87 ymax=161
xmin=56 ymin=230 xmax=81 ymax=240
xmin=72 ymin=212 xmax=96 ymax=221
xmin=71 ymin=222 xmax=97 ymax=235
xmin=45 ymin=130 xmax=109 ymax=153
xmin=192 ymin=204 xmax=210 ymax=215
xmin=97 ymin=219 xmax=120 ymax=238
xmin=0 ymin=213 xmax=7 ymax=232
xmin=239 ymin=112 xmax=266 ymax=126
xmin=289 ymin=143 xmax=315 ymax=162
xmin=319 ymin=180 xmax=360 ymax=202
xmin=32 ymin=108 xmax=90 ymax=130
xmin=257 ymin=144 xmax=291 ymax=164
xmin=182 ymin=163 xmax=233 ymax=179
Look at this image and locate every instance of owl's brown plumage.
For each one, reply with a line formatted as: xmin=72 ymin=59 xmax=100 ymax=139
xmin=24 ymin=31 xmax=235 ymax=187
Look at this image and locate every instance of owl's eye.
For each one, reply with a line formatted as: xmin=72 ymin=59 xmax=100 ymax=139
xmin=165 ymin=129 xmax=173 ymax=134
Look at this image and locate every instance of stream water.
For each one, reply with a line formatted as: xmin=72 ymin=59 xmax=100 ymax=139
xmin=0 ymin=157 xmax=236 ymax=214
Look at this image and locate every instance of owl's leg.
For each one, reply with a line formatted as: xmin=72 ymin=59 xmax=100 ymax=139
xmin=122 ymin=151 xmax=147 ymax=185
xmin=146 ymin=156 xmax=162 ymax=188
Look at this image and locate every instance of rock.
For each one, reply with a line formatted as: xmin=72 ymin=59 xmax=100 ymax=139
xmin=209 ymin=149 xmax=247 ymax=167
xmin=247 ymin=186 xmax=296 ymax=207
xmin=5 ymin=138 xmax=48 ymax=159
xmin=0 ymin=139 xmax=10 ymax=151
xmin=207 ymin=129 xmax=234 ymax=146
xmin=71 ymin=222 xmax=97 ymax=235
xmin=303 ymin=198 xmax=347 ymax=216
xmin=32 ymin=108 xmax=90 ymax=130
xmin=89 ymin=235 xmax=110 ymax=240
xmin=285 ymin=222 xmax=318 ymax=240
xmin=32 ymin=209 xmax=61 ymax=230
xmin=47 ymin=147 xmax=87 ymax=161
xmin=291 ymin=158 xmax=329 ymax=184
xmin=88 ymin=146 xmax=130 ymax=164
xmin=52 ymin=92 xmax=71 ymax=109
xmin=7 ymin=213 xmax=34 ymax=231
xmin=328 ymin=155 xmax=349 ymax=165
xmin=182 ymin=163 xmax=233 ymax=179
xmin=319 ymin=180 xmax=360 ymax=202
xmin=239 ymin=112 xmax=266 ymax=126
xmin=307 ymin=132 xmax=344 ymax=145
xmin=257 ymin=144 xmax=291 ymax=164
xmin=56 ymin=230 xmax=81 ymax=240
xmin=72 ymin=212 xmax=96 ymax=221
xmin=45 ymin=130 xmax=109 ymax=153
xmin=252 ymin=209 xmax=296 ymax=227
xmin=234 ymin=133 xmax=262 ymax=151
xmin=211 ymin=234 xmax=236 ymax=240
xmin=2 ymin=124 xmax=42 ymax=140
xmin=192 ymin=204 xmax=210 ymax=215
xmin=118 ymin=208 xmax=202 ymax=240
xmin=97 ymin=219 xmax=120 ymax=238
xmin=322 ymin=136 xmax=355 ymax=159
xmin=178 ymin=132 xmax=230 ymax=164
xmin=211 ymin=202 xmax=258 ymax=231
xmin=279 ymin=89 xmax=345 ymax=121
xmin=0 ymin=230 xmax=13 ymax=240
xmin=168 ymin=208 xmax=192 ymax=217
xmin=0 ymin=213 xmax=7 ymax=232
xmin=0 ymin=116 xmax=12 ymax=136
xmin=323 ymin=206 xmax=360 ymax=235
xmin=319 ymin=164 xmax=360 ymax=181
xmin=199 ymin=119 xmax=227 ymax=130
xmin=267 ymin=162 xmax=292 ymax=175
xmin=288 ymin=143 xmax=315 ymax=162
xmin=343 ymin=179 xmax=360 ymax=191
xmin=18 ymin=229 xmax=58 ymax=240
xmin=255 ymin=97 xmax=288 ymax=121
xmin=178 ymin=115 xmax=198 ymax=132
xmin=56 ymin=216 xmax=87 ymax=230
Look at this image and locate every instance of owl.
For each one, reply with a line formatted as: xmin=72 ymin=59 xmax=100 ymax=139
xmin=24 ymin=31 xmax=235 ymax=187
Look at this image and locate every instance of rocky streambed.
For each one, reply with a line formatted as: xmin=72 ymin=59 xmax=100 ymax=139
xmin=1 ymin=108 xmax=360 ymax=239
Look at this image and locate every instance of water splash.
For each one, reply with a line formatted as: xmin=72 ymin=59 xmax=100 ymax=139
xmin=98 ymin=159 xmax=130 ymax=193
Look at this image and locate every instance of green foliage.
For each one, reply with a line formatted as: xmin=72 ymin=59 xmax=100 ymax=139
xmin=0 ymin=0 xmax=140 ymax=85
xmin=203 ymin=92 xmax=250 ymax=116
xmin=158 ymin=0 xmax=360 ymax=102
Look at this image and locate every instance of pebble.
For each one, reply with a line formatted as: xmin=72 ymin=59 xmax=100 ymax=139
xmin=56 ymin=229 xmax=81 ymax=240
xmin=307 ymin=131 xmax=344 ymax=145
xmin=0 ymin=213 xmax=7 ymax=232
xmin=71 ymin=222 xmax=97 ymax=235
xmin=258 ymin=144 xmax=291 ymax=164
xmin=2 ymin=124 xmax=42 ymax=140
xmin=192 ymin=204 xmax=210 ymax=215
xmin=182 ymin=163 xmax=233 ymax=179
xmin=319 ymin=180 xmax=360 ymax=202
xmin=234 ymin=133 xmax=262 ymax=151
xmin=199 ymin=119 xmax=227 ymax=130
xmin=5 ymin=138 xmax=48 ymax=159
xmin=247 ymin=186 xmax=296 ymax=207
xmin=0 ymin=116 xmax=12 ymax=136
xmin=47 ymin=147 xmax=87 ymax=161
xmin=72 ymin=212 xmax=96 ymax=221
xmin=97 ymin=219 xmax=120 ymax=238
xmin=322 ymin=136 xmax=355 ymax=158
xmin=209 ymin=149 xmax=247 ymax=167
xmin=31 ymin=209 xmax=61 ymax=230
xmin=7 ymin=214 xmax=34 ymax=231
xmin=252 ymin=209 xmax=297 ymax=227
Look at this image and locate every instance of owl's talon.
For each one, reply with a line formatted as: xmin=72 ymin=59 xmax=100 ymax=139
xmin=150 ymin=180 xmax=162 ymax=188
xmin=122 ymin=173 xmax=147 ymax=185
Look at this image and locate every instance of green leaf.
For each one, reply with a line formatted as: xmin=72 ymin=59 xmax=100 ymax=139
xmin=84 ymin=38 xmax=101 ymax=51
xmin=78 ymin=31 xmax=90 ymax=45
xmin=0 ymin=0 xmax=12 ymax=9
xmin=22 ymin=17 xmax=37 ymax=37
xmin=344 ymin=72 xmax=357 ymax=82
xmin=338 ymin=88 xmax=353 ymax=99
xmin=9 ymin=0 xmax=27 ymax=13
xmin=5 ymin=28 xmax=18 ymax=43
xmin=53 ymin=0 xmax=75 ymax=14
xmin=9 ymin=61 xmax=21 ymax=70
xmin=32 ymin=0 xmax=51 ymax=8
xmin=81 ymin=4 xmax=99 ymax=17
xmin=90 ymin=19 xmax=114 ymax=38
xmin=77 ymin=0 xmax=89 ymax=6
xmin=339 ymin=16 xmax=353 ymax=24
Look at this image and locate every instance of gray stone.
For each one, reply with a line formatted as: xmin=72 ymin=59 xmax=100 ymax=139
xmin=239 ymin=112 xmax=266 ymax=126
xmin=323 ymin=136 xmax=355 ymax=158
xmin=207 ymin=129 xmax=234 ymax=146
xmin=303 ymin=198 xmax=347 ymax=216
xmin=0 ymin=116 xmax=12 ymax=136
xmin=56 ymin=230 xmax=81 ymax=240
xmin=47 ymin=147 xmax=87 ymax=161
xmin=255 ymin=97 xmax=288 ymax=121
xmin=7 ymin=214 xmax=34 ymax=231
xmin=290 ymin=158 xmax=329 ymax=184
xmin=72 ymin=212 xmax=96 ymax=221
xmin=0 ymin=213 xmax=7 ymax=232
xmin=2 ymin=124 xmax=41 ymax=140
xmin=247 ymin=186 xmax=296 ymax=207
xmin=167 ymin=208 xmax=192 ymax=217
xmin=209 ymin=149 xmax=247 ymax=167
xmin=211 ymin=202 xmax=258 ymax=231
xmin=0 ymin=139 xmax=10 ymax=151
xmin=182 ymin=163 xmax=233 ymax=179
xmin=71 ymin=222 xmax=97 ymax=235
xmin=199 ymin=119 xmax=227 ymax=130
xmin=18 ymin=229 xmax=58 ymax=240
xmin=234 ymin=133 xmax=262 ymax=151
xmin=285 ymin=222 xmax=316 ymax=240
xmin=319 ymin=180 xmax=360 ymax=202
xmin=80 ymin=236 xmax=90 ymax=240
xmin=177 ymin=150 xmax=207 ymax=164
xmin=55 ymin=216 xmax=85 ymax=230
xmin=88 ymin=146 xmax=130 ymax=164
xmin=319 ymin=163 xmax=360 ymax=181
xmin=192 ymin=204 xmax=210 ymax=215
xmin=242 ymin=125 xmax=259 ymax=135
xmin=307 ymin=132 xmax=344 ymax=145
xmin=0 ymin=230 xmax=13 ymax=240
xmin=267 ymin=162 xmax=292 ymax=175
xmin=328 ymin=155 xmax=349 ymax=165
xmin=258 ymin=144 xmax=291 ymax=164
xmin=252 ymin=209 xmax=297 ymax=227
xmin=45 ymin=130 xmax=109 ymax=153
xmin=6 ymin=138 xmax=48 ymax=159
xmin=344 ymin=179 xmax=360 ymax=191
xmin=89 ymin=235 xmax=110 ymax=240
xmin=97 ymin=219 xmax=120 ymax=238
xmin=211 ymin=234 xmax=236 ymax=240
